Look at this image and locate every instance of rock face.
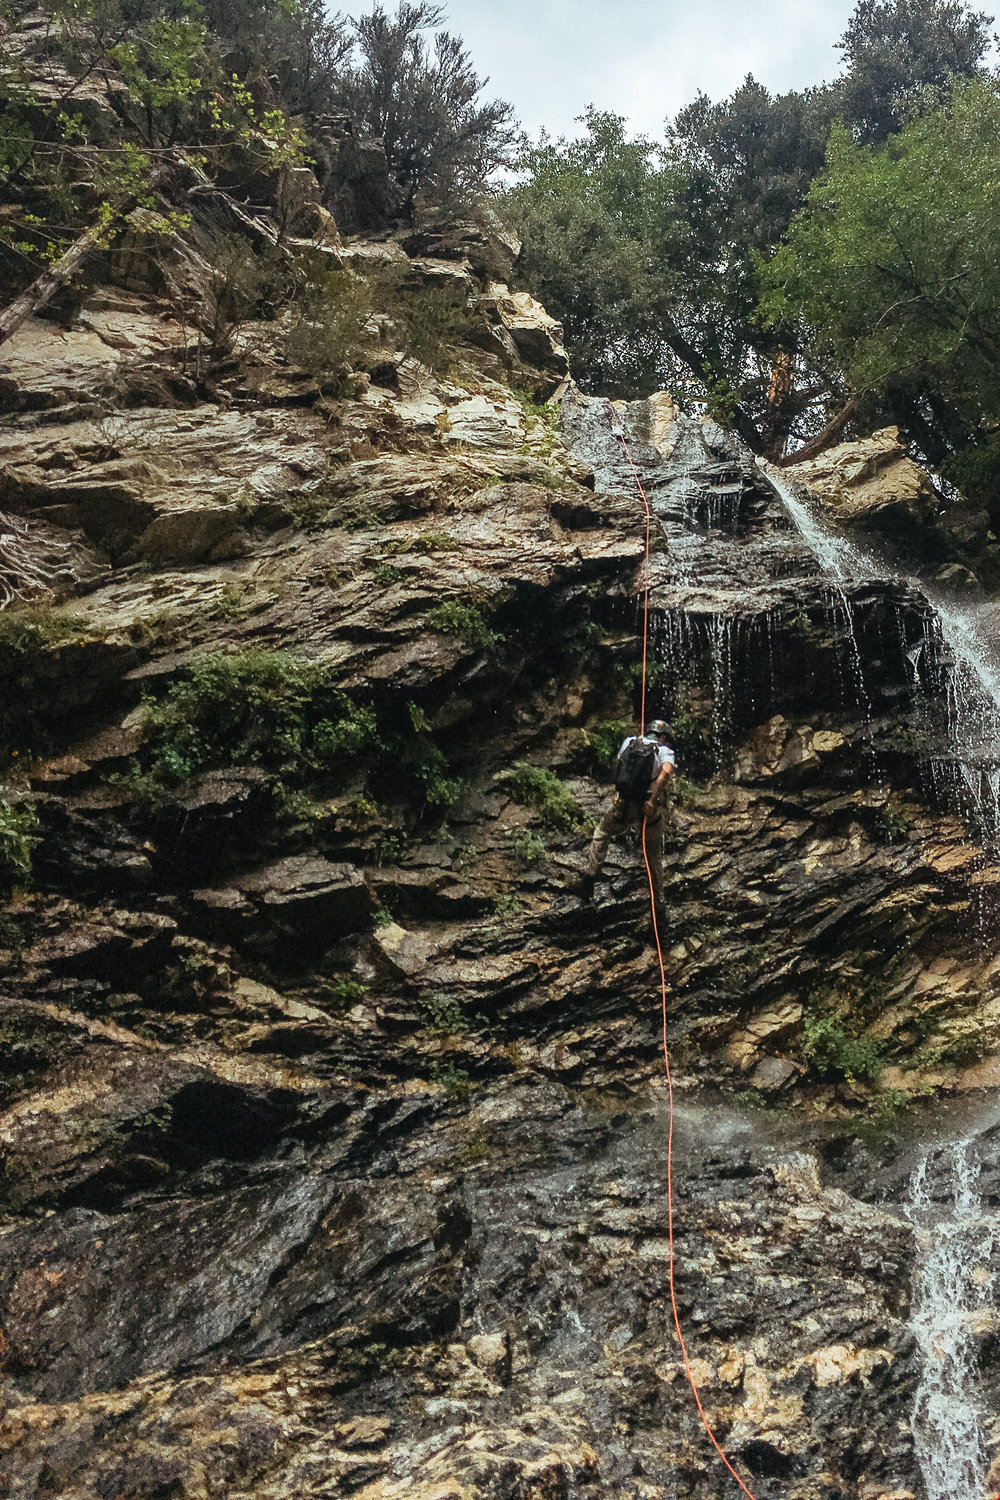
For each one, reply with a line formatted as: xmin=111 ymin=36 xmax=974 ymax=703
xmin=3 ymin=203 xmax=1000 ymax=1497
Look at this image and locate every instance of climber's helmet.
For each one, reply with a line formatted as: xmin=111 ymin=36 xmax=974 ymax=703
xmin=646 ymin=719 xmax=673 ymax=742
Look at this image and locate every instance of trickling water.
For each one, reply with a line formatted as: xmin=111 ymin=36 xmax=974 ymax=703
xmin=906 ymin=1135 xmax=1000 ymax=1500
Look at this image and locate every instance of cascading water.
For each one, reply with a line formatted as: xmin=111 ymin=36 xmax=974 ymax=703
xmin=905 ymin=1133 xmax=1000 ymax=1500
xmin=770 ymin=471 xmax=1000 ymax=848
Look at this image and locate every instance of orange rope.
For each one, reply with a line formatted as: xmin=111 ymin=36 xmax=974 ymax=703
xmin=613 ymin=409 xmax=760 ymax=1499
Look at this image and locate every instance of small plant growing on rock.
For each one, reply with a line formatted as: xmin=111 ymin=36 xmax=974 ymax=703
xmin=422 ymin=993 xmax=466 ymax=1032
xmin=425 ymin=599 xmax=501 ymax=649
xmin=493 ymin=892 xmax=522 ymax=922
xmin=318 ymin=975 xmax=368 ymax=1010
xmin=0 ymin=800 xmax=37 ymax=893
xmin=507 ymin=763 xmax=585 ymax=831
xmin=801 ymin=1014 xmax=884 ymax=1082
xmin=431 ymin=1060 xmax=474 ymax=1099
xmin=211 ymin=583 xmax=252 ymax=620
xmin=511 ymin=827 xmax=546 ymax=864
xmin=873 ymin=800 xmax=912 ymax=841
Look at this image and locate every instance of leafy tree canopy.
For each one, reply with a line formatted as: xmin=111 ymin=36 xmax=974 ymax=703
xmin=837 ymin=0 xmax=994 ymax=141
xmin=758 ymin=77 xmax=1000 ymax=493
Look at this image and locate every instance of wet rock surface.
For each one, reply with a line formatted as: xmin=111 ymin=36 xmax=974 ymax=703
xmin=3 ymin=224 xmax=1000 ymax=1496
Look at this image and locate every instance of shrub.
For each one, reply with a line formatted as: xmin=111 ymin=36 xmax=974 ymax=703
xmin=0 ymin=800 xmax=37 ymax=892
xmin=285 ymin=264 xmax=373 ymax=395
xmin=130 ymin=650 xmax=377 ymax=803
xmin=587 ymin=719 xmax=630 ymax=769
xmin=801 ymin=1014 xmax=884 ymax=1082
xmin=425 ymin=600 xmax=501 ymax=649
xmin=507 ymin=763 xmax=584 ymax=831
xmin=511 ymin=827 xmax=546 ymax=864
xmin=395 ymin=284 xmax=477 ymax=370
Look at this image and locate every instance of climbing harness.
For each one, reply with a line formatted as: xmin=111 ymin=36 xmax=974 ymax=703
xmin=612 ymin=406 xmax=761 ymax=1499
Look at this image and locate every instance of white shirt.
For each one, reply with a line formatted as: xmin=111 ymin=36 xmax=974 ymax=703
xmin=620 ymin=736 xmax=676 ymax=773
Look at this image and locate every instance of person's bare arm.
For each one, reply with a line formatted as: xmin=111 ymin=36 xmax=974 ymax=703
xmin=644 ymin=761 xmax=674 ymax=818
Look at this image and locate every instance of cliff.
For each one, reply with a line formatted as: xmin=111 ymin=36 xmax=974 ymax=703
xmin=1 ymin=142 xmax=1000 ymax=1500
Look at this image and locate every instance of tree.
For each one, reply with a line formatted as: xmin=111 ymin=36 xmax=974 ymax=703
xmin=508 ymin=91 xmax=837 ymax=453
xmin=837 ymin=0 xmax=993 ymax=141
xmin=757 ymin=79 xmax=1000 ymax=507
xmin=333 ymin=2 xmax=518 ymax=218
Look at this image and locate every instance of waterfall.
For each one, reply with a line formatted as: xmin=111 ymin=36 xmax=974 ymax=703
xmin=906 ymin=1135 xmax=1000 ymax=1499
xmin=769 ymin=471 xmax=1000 ymax=849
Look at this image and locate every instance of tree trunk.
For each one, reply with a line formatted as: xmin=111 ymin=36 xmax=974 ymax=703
xmin=776 ymin=395 xmax=861 ymax=467
xmin=0 ymin=217 xmax=117 ymax=350
xmin=662 ymin=325 xmax=766 ymax=456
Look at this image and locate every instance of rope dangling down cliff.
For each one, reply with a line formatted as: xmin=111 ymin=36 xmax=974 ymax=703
xmin=612 ymin=406 xmax=762 ymax=1499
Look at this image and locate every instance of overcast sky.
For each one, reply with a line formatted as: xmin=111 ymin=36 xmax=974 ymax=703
xmin=360 ymin=0 xmax=993 ymax=140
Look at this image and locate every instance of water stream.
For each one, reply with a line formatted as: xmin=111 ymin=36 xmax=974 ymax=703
xmin=906 ymin=1129 xmax=1000 ymax=1499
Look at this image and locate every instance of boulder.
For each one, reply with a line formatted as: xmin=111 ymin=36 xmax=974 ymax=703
xmin=191 ymin=855 xmax=372 ymax=957
xmin=785 ymin=426 xmax=938 ymax=537
xmin=135 ymin=505 xmax=247 ymax=565
xmin=478 ymin=284 xmax=569 ymax=377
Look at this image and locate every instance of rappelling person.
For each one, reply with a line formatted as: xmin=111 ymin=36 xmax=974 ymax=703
xmin=586 ymin=719 xmax=676 ymax=906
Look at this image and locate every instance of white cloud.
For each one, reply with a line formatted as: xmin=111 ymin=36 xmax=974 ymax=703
xmin=421 ymin=0 xmax=861 ymax=138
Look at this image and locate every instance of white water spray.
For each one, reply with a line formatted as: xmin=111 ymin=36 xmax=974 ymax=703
xmin=906 ymin=1135 xmax=1000 ymax=1499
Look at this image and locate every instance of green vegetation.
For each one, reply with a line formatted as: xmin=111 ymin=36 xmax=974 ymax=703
xmin=873 ymin=801 xmax=913 ymax=841
xmin=0 ymin=800 xmax=38 ymax=893
xmin=284 ymin=263 xmax=374 ymax=395
xmin=421 ymin=992 xmax=487 ymax=1033
xmin=393 ymin=285 xmax=476 ymax=371
xmin=507 ymin=764 xmax=586 ymax=831
xmin=400 ymin=701 xmax=464 ymax=811
xmin=801 ymin=1013 xmax=885 ymax=1082
xmin=586 ymin=719 xmax=631 ymax=769
xmin=0 ymin=0 xmax=515 ymax=311
xmin=507 ymin=0 xmax=996 ymax=467
xmin=759 ymin=78 xmax=1000 ymax=504
xmin=127 ymin=649 xmax=376 ymax=806
xmin=431 ymin=1060 xmax=474 ymax=1099
xmin=492 ymin=892 xmax=523 ymax=922
xmin=318 ymin=975 xmax=368 ymax=1010
xmin=425 ymin=600 xmax=502 ymax=650
xmin=511 ymin=828 xmax=546 ymax=865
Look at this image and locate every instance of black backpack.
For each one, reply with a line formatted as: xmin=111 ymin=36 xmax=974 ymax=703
xmin=614 ymin=736 xmax=659 ymax=804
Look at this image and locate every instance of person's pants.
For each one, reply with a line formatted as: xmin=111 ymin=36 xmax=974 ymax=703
xmin=586 ymin=797 xmax=664 ymax=905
